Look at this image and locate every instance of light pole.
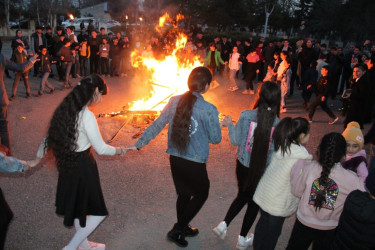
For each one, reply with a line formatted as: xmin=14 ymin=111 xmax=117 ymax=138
xmin=139 ymin=17 xmax=143 ymax=33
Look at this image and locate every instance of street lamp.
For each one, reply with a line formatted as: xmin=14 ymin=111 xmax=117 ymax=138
xmin=139 ymin=17 xmax=143 ymax=32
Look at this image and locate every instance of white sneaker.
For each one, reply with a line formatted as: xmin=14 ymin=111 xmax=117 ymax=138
xmin=78 ymin=241 xmax=105 ymax=250
xmin=242 ymin=89 xmax=250 ymax=95
xmin=249 ymin=90 xmax=255 ymax=94
xmin=236 ymin=234 xmax=254 ymax=250
xmin=213 ymin=221 xmax=227 ymax=240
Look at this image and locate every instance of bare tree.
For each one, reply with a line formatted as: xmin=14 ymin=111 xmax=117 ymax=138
xmin=263 ymin=2 xmax=274 ymax=38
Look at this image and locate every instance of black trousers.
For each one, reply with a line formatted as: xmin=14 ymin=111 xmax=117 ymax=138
xmin=0 ymin=187 xmax=13 ymax=250
xmin=308 ymin=95 xmax=335 ymax=119
xmin=286 ymin=218 xmax=336 ymax=250
xmin=0 ymin=106 xmax=11 ymax=156
xmin=253 ymin=209 xmax=286 ymax=250
xmin=170 ymin=155 xmax=209 ymax=230
xmin=223 ymin=160 xmax=259 ymax=237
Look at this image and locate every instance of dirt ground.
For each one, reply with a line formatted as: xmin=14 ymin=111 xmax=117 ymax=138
xmin=1 ymin=50 xmax=371 ymax=249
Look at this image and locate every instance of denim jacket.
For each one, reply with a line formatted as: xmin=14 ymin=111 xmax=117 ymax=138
xmin=0 ymin=152 xmax=27 ymax=173
xmin=135 ymin=92 xmax=222 ymax=163
xmin=227 ymin=109 xmax=279 ymax=167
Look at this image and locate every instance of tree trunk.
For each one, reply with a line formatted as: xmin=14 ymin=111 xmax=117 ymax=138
xmin=263 ymin=4 xmax=274 ymax=38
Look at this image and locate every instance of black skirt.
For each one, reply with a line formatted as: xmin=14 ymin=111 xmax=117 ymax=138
xmin=55 ymin=148 xmax=108 ymax=227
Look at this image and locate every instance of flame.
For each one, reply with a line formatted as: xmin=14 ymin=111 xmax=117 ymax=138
xmin=69 ymin=14 xmax=74 ymax=20
xmin=129 ymin=32 xmax=203 ymax=111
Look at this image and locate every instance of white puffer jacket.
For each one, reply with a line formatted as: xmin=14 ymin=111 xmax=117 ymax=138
xmin=253 ymin=143 xmax=312 ymax=217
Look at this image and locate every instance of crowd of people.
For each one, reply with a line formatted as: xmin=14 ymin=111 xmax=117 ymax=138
xmin=0 ymin=23 xmax=375 ymax=250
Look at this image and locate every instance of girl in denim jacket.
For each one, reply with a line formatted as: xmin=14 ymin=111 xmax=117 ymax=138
xmin=131 ymin=67 xmax=221 ymax=247
xmin=213 ymin=82 xmax=280 ymax=250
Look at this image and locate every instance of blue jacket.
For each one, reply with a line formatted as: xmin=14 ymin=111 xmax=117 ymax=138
xmin=135 ymin=92 xmax=222 ymax=163
xmin=0 ymin=152 xmax=27 ymax=173
xmin=227 ymin=109 xmax=279 ymax=167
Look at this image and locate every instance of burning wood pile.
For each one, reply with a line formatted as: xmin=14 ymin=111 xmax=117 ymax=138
xmin=99 ymin=13 xmax=204 ymax=142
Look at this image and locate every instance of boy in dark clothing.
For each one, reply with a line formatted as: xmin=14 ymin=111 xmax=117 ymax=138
xmin=57 ymin=38 xmax=73 ymax=89
xmin=110 ymin=38 xmax=121 ymax=77
xmin=301 ymin=61 xmax=318 ymax=109
xmin=88 ymin=30 xmax=100 ymax=74
xmin=307 ymin=65 xmax=338 ymax=124
xmin=37 ymin=45 xmax=55 ymax=96
xmin=10 ymin=43 xmax=31 ymax=100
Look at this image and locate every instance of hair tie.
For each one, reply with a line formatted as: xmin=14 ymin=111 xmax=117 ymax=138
xmin=267 ymin=107 xmax=271 ymax=111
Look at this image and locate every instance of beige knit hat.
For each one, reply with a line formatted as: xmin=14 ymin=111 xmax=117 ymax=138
xmin=342 ymin=122 xmax=364 ymax=149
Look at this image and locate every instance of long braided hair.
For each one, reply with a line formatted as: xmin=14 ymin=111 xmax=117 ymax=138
xmin=314 ymin=132 xmax=346 ymax=210
xmin=244 ymin=81 xmax=281 ymax=192
xmin=45 ymin=74 xmax=107 ymax=173
xmin=170 ymin=67 xmax=212 ymax=153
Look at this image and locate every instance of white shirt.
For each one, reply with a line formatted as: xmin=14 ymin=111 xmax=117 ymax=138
xmin=229 ymin=52 xmax=241 ymax=70
xmin=37 ymin=106 xmax=116 ymax=158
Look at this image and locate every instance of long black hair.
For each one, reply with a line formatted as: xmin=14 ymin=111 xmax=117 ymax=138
xmin=170 ymin=67 xmax=212 ymax=153
xmin=244 ymin=81 xmax=281 ymax=192
xmin=45 ymin=74 xmax=107 ymax=173
xmin=273 ymin=117 xmax=310 ymax=156
xmin=314 ymin=132 xmax=346 ymax=210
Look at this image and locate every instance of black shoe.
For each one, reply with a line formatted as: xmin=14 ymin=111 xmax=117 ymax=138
xmin=184 ymin=225 xmax=199 ymax=237
xmin=9 ymin=95 xmax=15 ymax=101
xmin=26 ymin=93 xmax=31 ymax=98
xmin=50 ymin=89 xmax=55 ymax=94
xmin=167 ymin=225 xmax=188 ymax=247
xmin=38 ymin=91 xmax=43 ymax=96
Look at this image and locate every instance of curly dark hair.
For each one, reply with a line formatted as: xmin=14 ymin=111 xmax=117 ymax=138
xmin=45 ymin=74 xmax=107 ymax=173
xmin=244 ymin=81 xmax=281 ymax=192
xmin=314 ymin=132 xmax=346 ymax=210
xmin=273 ymin=117 xmax=310 ymax=156
xmin=170 ymin=67 xmax=212 ymax=153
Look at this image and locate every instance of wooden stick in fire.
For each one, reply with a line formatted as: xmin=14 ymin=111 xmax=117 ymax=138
xmin=107 ymin=92 xmax=176 ymax=143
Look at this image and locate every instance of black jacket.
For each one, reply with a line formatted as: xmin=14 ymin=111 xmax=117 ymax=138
xmin=332 ymin=190 xmax=375 ymax=250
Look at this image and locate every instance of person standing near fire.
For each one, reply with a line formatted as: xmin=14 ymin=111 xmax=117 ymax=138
xmin=128 ymin=67 xmax=222 ymax=248
xmin=31 ymin=74 xmax=127 ymax=250
xmin=204 ymin=43 xmax=227 ymax=89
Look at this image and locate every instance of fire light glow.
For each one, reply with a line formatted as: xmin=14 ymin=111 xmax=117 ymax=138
xmin=69 ymin=14 xmax=74 ymax=20
xmin=128 ymin=14 xmax=203 ymax=111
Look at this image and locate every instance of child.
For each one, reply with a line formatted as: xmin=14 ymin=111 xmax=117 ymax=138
xmin=301 ymin=61 xmax=318 ymax=109
xmin=99 ymin=37 xmax=110 ymax=76
xmin=332 ymin=169 xmax=375 ymax=249
xmin=342 ymin=121 xmax=368 ymax=182
xmin=204 ymin=43 xmax=226 ymax=89
xmin=37 ymin=45 xmax=56 ymax=96
xmin=262 ymin=64 xmax=274 ymax=82
xmin=307 ymin=65 xmax=339 ymax=124
xmin=228 ymin=46 xmax=242 ymax=91
xmin=33 ymin=75 xmax=127 ymax=250
xmin=252 ymin=117 xmax=313 ymax=250
xmin=243 ymin=48 xmax=260 ymax=95
xmin=213 ymin=82 xmax=281 ymax=250
xmin=286 ymin=132 xmax=365 ymax=250
xmin=79 ymin=39 xmax=90 ymax=77
xmin=279 ymin=57 xmax=292 ymax=113
xmin=10 ymin=43 xmax=31 ymax=100
xmin=129 ymin=67 xmax=221 ymax=247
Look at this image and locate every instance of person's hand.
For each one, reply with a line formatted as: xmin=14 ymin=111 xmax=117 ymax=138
xmin=61 ymin=56 xmax=64 ymax=60
xmin=321 ymin=96 xmax=325 ymax=102
xmin=307 ymin=85 xmax=312 ymax=89
xmin=239 ymin=61 xmax=242 ymax=64
xmin=224 ymin=61 xmax=228 ymax=64
xmin=256 ymin=69 xmax=260 ymax=74
xmin=220 ymin=115 xmax=232 ymax=127
xmin=16 ymin=39 xmax=22 ymax=43
xmin=27 ymin=158 xmax=41 ymax=168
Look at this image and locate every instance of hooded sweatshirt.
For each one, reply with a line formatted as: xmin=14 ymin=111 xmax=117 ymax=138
xmin=253 ymin=143 xmax=312 ymax=217
xmin=290 ymin=160 xmax=365 ymax=230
